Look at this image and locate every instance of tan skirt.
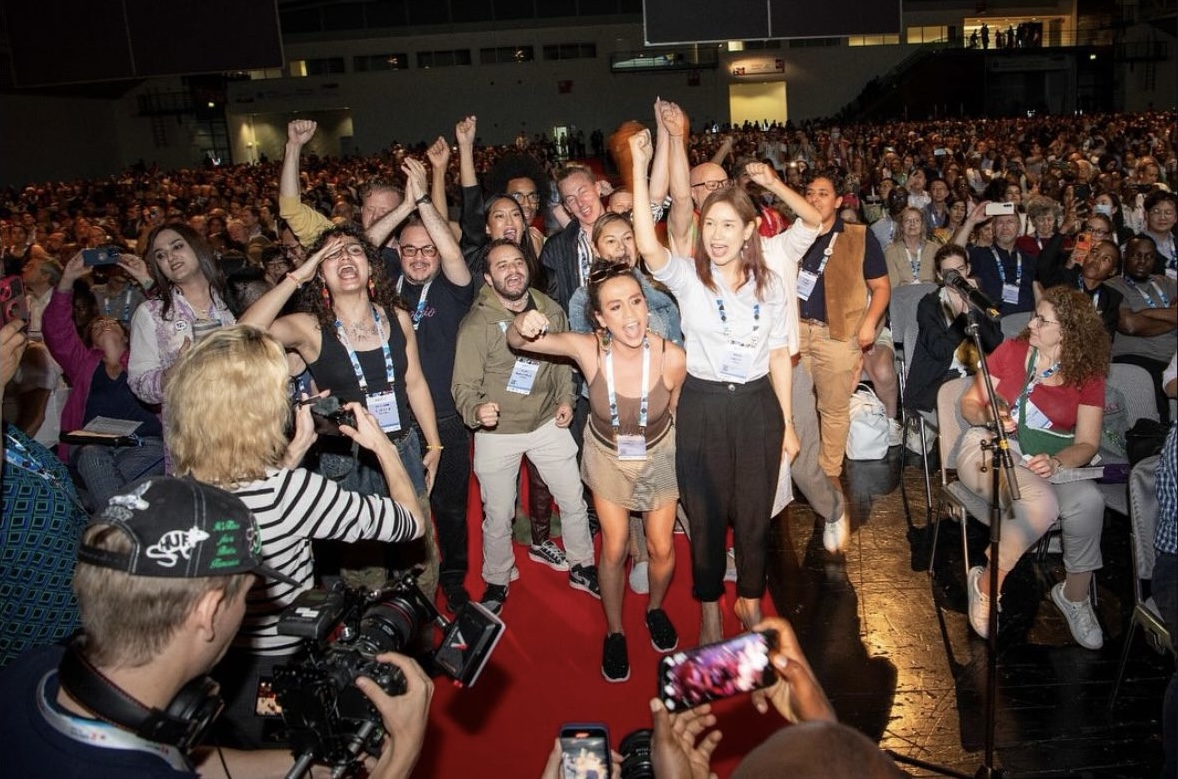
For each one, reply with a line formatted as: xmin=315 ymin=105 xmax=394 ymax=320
xmin=581 ymin=422 xmax=678 ymax=512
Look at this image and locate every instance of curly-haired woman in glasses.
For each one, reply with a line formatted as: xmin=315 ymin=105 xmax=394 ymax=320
xmin=507 ymin=259 xmax=686 ymax=683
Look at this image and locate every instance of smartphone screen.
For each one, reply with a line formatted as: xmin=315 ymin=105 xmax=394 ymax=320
xmin=82 ymin=247 xmax=120 ymax=267
xmin=0 ymin=275 xmax=29 ymax=326
xmin=659 ymin=630 xmax=777 ymax=711
xmin=559 ymin=723 xmax=609 ymax=779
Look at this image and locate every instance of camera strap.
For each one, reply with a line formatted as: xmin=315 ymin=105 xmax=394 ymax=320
xmin=35 ymin=671 xmax=193 ymax=773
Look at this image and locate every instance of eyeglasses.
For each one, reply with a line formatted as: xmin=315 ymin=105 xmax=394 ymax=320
xmin=509 ymin=192 xmax=541 ymax=205
xmin=1084 ymin=224 xmax=1109 ymax=234
xmin=691 ymin=179 xmax=731 ymax=192
xmin=400 ymin=244 xmax=438 ymax=259
xmin=325 ymin=243 xmax=367 ymax=261
xmin=1030 ymin=313 xmax=1060 ymax=326
xmin=1148 ymin=208 xmax=1176 ymax=218
xmin=587 ymin=260 xmax=633 ymax=284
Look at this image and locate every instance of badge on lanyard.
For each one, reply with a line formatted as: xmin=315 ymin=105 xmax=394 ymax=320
xmin=507 ymin=358 xmax=540 ymax=395
xmin=1002 ymin=283 xmax=1021 ymax=304
xmin=796 ymin=270 xmax=818 ymax=301
xmin=604 ymin=337 xmax=651 ymax=461
xmin=616 ymin=434 xmax=648 ymax=461
xmin=366 ymin=390 xmax=402 ymax=433
xmin=718 ymin=343 xmax=754 ymax=382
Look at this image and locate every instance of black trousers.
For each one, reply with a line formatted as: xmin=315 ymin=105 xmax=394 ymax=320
xmin=421 ymin=415 xmax=472 ymax=589
xmin=676 ymin=375 xmax=784 ymax=602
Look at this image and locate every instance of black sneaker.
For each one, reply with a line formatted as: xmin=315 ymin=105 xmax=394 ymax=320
xmin=602 ymin=633 xmax=630 ymax=682
xmin=645 ymin=608 xmax=679 ymax=653
xmin=569 ymin=564 xmax=602 ymax=599
xmin=443 ymin=583 xmax=471 ymax=613
xmin=480 ymin=583 xmax=508 ymax=615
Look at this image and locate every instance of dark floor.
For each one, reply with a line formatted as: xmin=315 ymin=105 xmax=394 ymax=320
xmin=768 ymin=447 xmax=1171 ymax=778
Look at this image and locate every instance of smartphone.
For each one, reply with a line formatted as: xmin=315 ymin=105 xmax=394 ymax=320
xmin=0 ymin=275 xmax=29 ymax=326
xmin=984 ymin=201 xmax=1015 ymax=216
xmin=1073 ymin=183 xmax=1091 ymax=204
xmin=658 ymin=630 xmax=778 ymax=712
xmin=558 ymin=723 xmax=610 ymax=779
xmin=82 ymin=247 xmax=120 ymax=267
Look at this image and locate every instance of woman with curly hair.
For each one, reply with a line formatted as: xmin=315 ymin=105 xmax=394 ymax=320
xmin=240 ymin=222 xmax=441 ymax=497
xmin=957 ymin=285 xmax=1110 ymax=649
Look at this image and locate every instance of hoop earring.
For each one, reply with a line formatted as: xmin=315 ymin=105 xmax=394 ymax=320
xmin=320 ymin=284 xmax=331 ymax=309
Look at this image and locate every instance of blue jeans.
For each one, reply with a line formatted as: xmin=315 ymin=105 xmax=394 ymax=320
xmin=72 ymin=437 xmax=166 ymax=509
xmin=317 ymin=428 xmax=426 ymax=495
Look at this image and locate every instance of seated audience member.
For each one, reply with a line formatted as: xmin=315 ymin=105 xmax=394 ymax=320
xmin=904 ymin=244 xmax=1003 ymax=414
xmin=956 ymin=203 xmax=1037 ymax=315
xmin=883 ymin=207 xmax=938 ymax=285
xmin=1016 ymin=195 xmax=1065 ymax=258
xmin=90 ymin=263 xmax=150 ymax=327
xmin=1140 ymin=190 xmax=1176 ymax=275
xmin=958 ymin=287 xmax=1109 ymax=649
xmin=0 ymin=476 xmax=433 ymax=779
xmin=1106 ymin=235 xmax=1177 ymax=423
xmin=164 ymin=325 xmax=425 ymax=747
xmin=43 ymin=252 xmax=165 ymax=507
xmin=1 ymin=320 xmax=87 ymax=669
xmin=870 ymin=186 xmax=909 ymax=252
xmin=1036 ymin=229 xmax=1123 ymax=339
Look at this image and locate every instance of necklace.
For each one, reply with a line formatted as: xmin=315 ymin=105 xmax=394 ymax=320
xmin=341 ymin=319 xmax=379 ymax=340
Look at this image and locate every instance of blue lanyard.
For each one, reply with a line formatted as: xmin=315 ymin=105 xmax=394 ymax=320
xmin=103 ymin=288 xmax=132 ymax=321
xmin=395 ymin=278 xmax=432 ymax=331
xmin=905 ymin=245 xmax=921 ymax=278
xmin=1123 ymin=276 xmax=1171 ymax=308
xmin=1076 ymin=276 xmax=1102 ymax=309
xmin=603 ymin=337 xmax=650 ymax=437
xmin=4 ymin=431 xmax=87 ymax=514
xmin=333 ymin=305 xmax=396 ymax=394
xmin=990 ymin=247 xmax=1023 ymax=288
xmin=716 ymin=299 xmax=760 ymax=347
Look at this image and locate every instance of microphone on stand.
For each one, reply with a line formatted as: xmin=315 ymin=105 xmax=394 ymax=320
xmin=943 ymin=269 xmax=1001 ymax=322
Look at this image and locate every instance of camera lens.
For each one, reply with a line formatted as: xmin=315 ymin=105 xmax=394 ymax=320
xmin=356 ymin=599 xmax=418 ymax=655
xmin=619 ymin=728 xmax=654 ymax=779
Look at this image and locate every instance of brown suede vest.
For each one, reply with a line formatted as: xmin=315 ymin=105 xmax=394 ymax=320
xmin=822 ymin=223 xmax=869 ymax=341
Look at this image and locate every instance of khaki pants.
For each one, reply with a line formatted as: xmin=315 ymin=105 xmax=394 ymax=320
xmin=798 ymin=320 xmax=862 ymax=477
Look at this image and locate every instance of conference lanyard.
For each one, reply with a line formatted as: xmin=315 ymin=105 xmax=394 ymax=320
xmin=333 ymin=305 xmax=396 ymax=395
xmin=395 ymin=277 xmax=432 ymax=331
xmin=990 ymin=247 xmax=1023 ymax=288
xmin=1122 ymin=276 xmax=1171 ymax=308
xmin=103 ymin=288 xmax=133 ymax=322
xmin=715 ymin=299 xmax=760 ymax=348
xmin=603 ymin=338 xmax=651 ymax=460
xmin=905 ymin=245 xmax=921 ymax=279
xmin=1076 ymin=276 xmax=1101 ymax=310
xmin=36 ymin=672 xmax=192 ymax=773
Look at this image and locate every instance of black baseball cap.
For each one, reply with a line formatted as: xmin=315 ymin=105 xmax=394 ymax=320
xmin=77 ymin=477 xmax=298 ymax=586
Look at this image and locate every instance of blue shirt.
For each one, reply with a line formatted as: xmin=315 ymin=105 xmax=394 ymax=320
xmin=968 ymin=244 xmax=1037 ymax=315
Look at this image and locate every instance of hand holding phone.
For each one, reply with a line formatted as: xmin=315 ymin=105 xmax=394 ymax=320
xmin=0 ymin=276 xmax=29 ymax=326
xmin=82 ymin=247 xmax=120 ymax=267
xmin=984 ymin=202 xmax=1015 ymax=217
xmin=658 ymin=630 xmax=777 ymax=711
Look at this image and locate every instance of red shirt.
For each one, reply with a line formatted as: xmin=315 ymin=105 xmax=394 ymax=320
xmin=986 ymin=339 xmax=1103 ymax=432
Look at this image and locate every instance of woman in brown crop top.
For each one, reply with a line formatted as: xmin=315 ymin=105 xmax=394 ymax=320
xmin=507 ymin=259 xmax=687 ymax=683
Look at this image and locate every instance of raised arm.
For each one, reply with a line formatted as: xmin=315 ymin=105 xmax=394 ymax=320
xmin=365 ymin=198 xmax=416 ymax=251
xmin=648 ymin=99 xmax=671 ymax=206
xmin=505 ymin=309 xmax=593 ymax=368
xmin=424 ymin=136 xmax=451 ymax=217
xmin=710 ymin=134 xmax=735 ymax=167
xmin=280 ymin=120 xmax=334 ymax=247
xmin=630 ymin=129 xmax=672 ymax=273
xmin=456 ymin=115 xmax=478 ymax=188
xmin=954 ymin=201 xmax=992 ymax=247
xmin=404 ymin=157 xmax=470 ymax=286
xmin=661 ymin=101 xmax=695 ymax=257
xmin=744 ymin=163 xmax=822 ymax=229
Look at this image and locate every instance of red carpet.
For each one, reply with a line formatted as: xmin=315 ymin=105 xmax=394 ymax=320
xmin=418 ymin=476 xmax=783 ymax=777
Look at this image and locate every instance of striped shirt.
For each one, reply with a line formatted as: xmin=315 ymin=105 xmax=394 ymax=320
xmin=1155 ymin=423 xmax=1177 ymax=556
xmin=230 ymin=467 xmax=421 ymax=655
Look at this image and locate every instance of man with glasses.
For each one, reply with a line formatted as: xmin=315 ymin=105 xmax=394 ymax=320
xmin=540 ymin=164 xmax=606 ymax=313
xmin=1107 ymin=234 xmax=1177 ymax=423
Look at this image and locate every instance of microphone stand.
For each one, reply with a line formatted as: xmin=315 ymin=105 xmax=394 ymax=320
xmin=890 ymin=292 xmax=1023 ymax=779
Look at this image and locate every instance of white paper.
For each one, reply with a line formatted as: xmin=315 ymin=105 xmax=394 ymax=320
xmin=82 ymin=416 xmax=143 ymax=436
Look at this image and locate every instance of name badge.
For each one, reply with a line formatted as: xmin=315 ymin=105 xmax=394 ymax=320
xmin=366 ymin=390 xmax=402 ymax=433
xmin=616 ymin=434 xmax=648 ymax=461
xmin=796 ymin=270 xmax=819 ymax=301
xmin=507 ymin=358 xmax=540 ymax=395
xmin=1002 ymin=283 xmax=1021 ymax=305
xmin=718 ymin=344 xmax=754 ymax=382
xmin=1023 ymin=399 xmax=1052 ymax=430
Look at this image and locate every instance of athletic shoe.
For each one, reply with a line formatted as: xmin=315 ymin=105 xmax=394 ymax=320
xmin=888 ymin=418 xmax=904 ymax=447
xmin=480 ymin=583 xmax=508 ymax=615
xmin=629 ymin=561 xmax=650 ymax=594
xmin=823 ymin=512 xmax=850 ymax=553
xmin=443 ymin=583 xmax=470 ymax=613
xmin=1050 ymin=582 xmax=1104 ymax=650
xmin=967 ymin=565 xmax=1001 ymax=639
xmin=528 ymin=539 xmax=570 ymax=571
xmin=645 ymin=608 xmax=679 ymax=653
xmin=602 ymin=633 xmax=630 ymax=682
xmin=569 ymin=564 xmax=602 ymax=599
xmin=723 ymin=547 xmax=738 ymax=582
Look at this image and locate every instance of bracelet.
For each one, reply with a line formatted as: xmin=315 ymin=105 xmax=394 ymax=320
xmin=425 ymin=444 xmax=444 ymax=451
xmin=1050 ymin=456 xmax=1063 ymax=473
xmin=415 ymin=194 xmax=432 ymax=206
xmin=285 ymin=272 xmax=304 ymax=289
xmin=139 ymin=276 xmax=155 ymax=291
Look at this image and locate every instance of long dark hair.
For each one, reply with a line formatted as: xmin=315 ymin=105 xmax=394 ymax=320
xmin=692 ymin=186 xmax=773 ymax=300
xmin=304 ymin=223 xmax=404 ymax=331
xmin=478 ymin=195 xmax=545 ymax=289
xmin=144 ymin=223 xmax=225 ymax=321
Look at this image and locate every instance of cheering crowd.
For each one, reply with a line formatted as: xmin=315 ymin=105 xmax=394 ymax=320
xmin=2 ymin=103 xmax=1176 ymax=777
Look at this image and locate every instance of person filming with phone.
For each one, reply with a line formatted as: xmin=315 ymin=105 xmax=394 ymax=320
xmin=954 ymin=201 xmax=1038 ymax=315
xmin=0 ymin=477 xmax=433 ymax=779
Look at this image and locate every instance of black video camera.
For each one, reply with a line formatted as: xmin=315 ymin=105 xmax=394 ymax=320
xmin=271 ymin=572 xmax=504 ymax=774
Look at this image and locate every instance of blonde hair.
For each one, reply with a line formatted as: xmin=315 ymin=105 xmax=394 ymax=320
xmin=74 ymin=522 xmax=250 ymax=668
xmin=165 ymin=325 xmax=291 ymax=487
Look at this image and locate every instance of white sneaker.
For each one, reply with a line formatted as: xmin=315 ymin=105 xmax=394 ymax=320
xmin=888 ymin=418 xmax=903 ymax=447
xmin=967 ymin=566 xmax=1000 ymax=639
xmin=1050 ymin=583 xmax=1104 ymax=650
xmin=823 ymin=512 xmax=850 ymax=553
xmin=629 ymin=561 xmax=650 ymax=594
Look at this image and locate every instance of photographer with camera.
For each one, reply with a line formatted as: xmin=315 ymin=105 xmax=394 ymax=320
xmin=164 ymin=325 xmax=426 ymax=748
xmin=0 ymin=476 xmax=433 ymax=779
